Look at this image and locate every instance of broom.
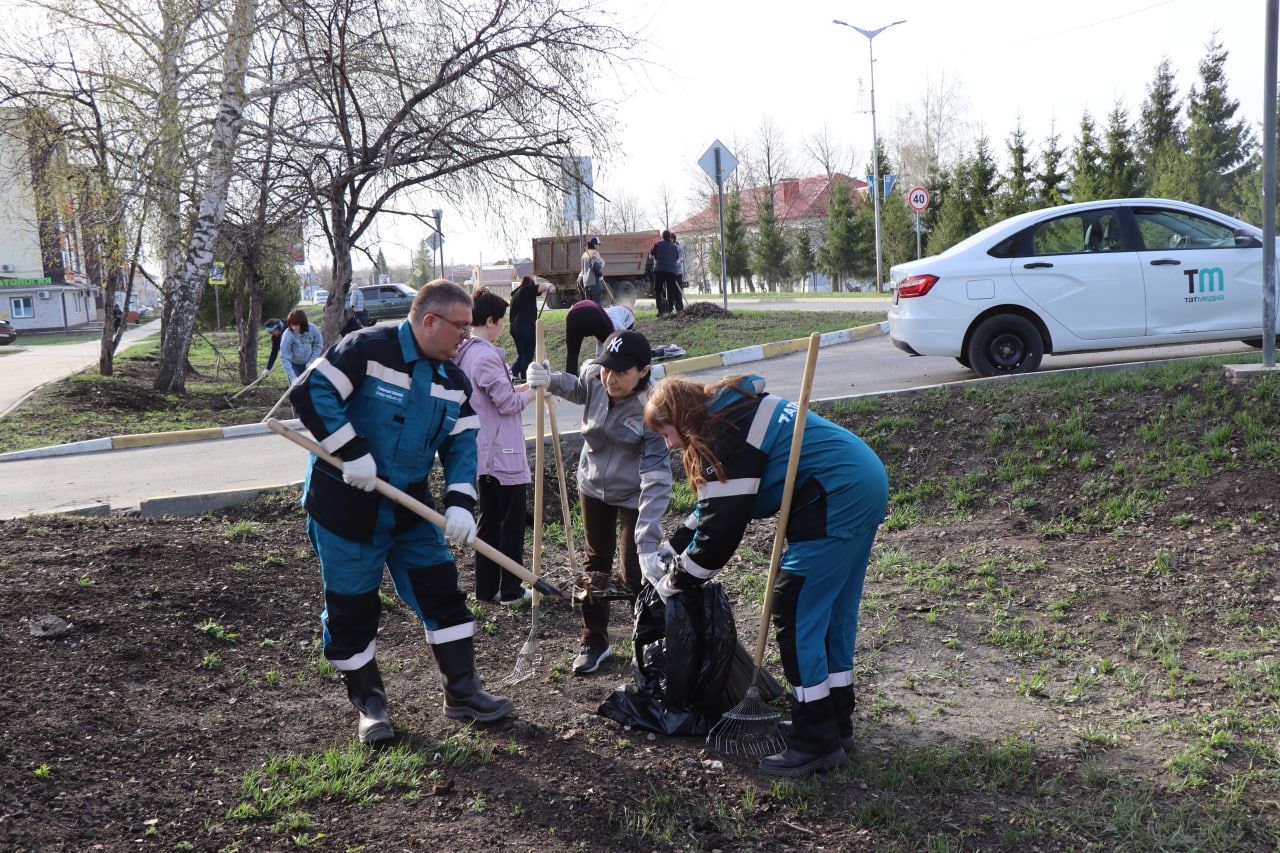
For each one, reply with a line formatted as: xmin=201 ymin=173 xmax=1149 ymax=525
xmin=708 ymin=332 xmax=821 ymax=759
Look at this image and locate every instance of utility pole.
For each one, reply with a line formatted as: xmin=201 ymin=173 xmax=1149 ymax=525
xmin=833 ymin=18 xmax=906 ymax=292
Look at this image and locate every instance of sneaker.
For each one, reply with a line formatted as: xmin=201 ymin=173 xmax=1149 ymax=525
xmin=499 ymin=589 xmax=532 ymax=608
xmin=572 ymin=645 xmax=612 ymax=676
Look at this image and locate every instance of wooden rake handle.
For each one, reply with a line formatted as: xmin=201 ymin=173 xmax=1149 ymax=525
xmin=531 ymin=320 xmax=547 ymax=606
xmin=266 ymin=418 xmax=564 ymax=598
xmin=752 ymin=332 xmax=822 ymax=667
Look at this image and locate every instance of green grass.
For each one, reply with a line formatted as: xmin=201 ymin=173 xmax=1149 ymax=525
xmin=9 ymin=331 xmax=104 ymax=346
xmin=496 ymin=307 xmax=884 ymax=372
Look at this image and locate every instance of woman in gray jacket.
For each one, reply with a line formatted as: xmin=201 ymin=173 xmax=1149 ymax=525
xmin=526 ymin=330 xmax=672 ymax=675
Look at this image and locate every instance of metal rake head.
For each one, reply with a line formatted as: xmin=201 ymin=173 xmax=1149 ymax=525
xmin=501 ymin=602 xmax=541 ymax=686
xmin=707 ymin=685 xmax=785 ymax=758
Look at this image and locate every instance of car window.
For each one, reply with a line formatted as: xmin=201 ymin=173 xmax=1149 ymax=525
xmin=1030 ymin=210 xmax=1126 ymax=256
xmin=1132 ymin=207 xmax=1237 ymax=250
xmin=381 ymin=287 xmax=402 ymax=298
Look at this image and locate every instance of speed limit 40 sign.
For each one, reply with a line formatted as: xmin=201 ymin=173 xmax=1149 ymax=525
xmin=908 ymin=187 xmax=930 ymax=211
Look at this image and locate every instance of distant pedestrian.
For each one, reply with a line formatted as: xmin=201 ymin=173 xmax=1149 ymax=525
xmin=649 ymin=230 xmax=683 ymax=317
xmin=580 ymin=237 xmax=606 ymax=305
xmin=670 ymin=232 xmax=687 ymax=311
xmin=348 ymin=284 xmax=371 ymax=328
xmin=110 ymin=303 xmax=123 ymax=333
xmin=508 ymin=275 xmax=552 ymax=380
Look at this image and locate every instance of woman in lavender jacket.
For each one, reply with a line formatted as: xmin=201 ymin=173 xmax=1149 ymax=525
xmin=455 ymin=288 xmax=537 ymax=605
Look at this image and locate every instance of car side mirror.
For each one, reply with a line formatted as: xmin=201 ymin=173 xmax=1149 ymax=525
xmin=1234 ymin=228 xmax=1262 ymax=249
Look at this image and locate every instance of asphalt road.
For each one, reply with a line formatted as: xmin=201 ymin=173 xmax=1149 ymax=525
xmin=0 ymin=327 xmax=1258 ymax=519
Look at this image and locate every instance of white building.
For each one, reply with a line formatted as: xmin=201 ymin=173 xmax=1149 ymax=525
xmin=0 ymin=108 xmax=96 ymax=330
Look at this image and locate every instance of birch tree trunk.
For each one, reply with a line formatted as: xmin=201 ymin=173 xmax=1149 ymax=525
xmin=154 ymin=0 xmax=258 ymax=392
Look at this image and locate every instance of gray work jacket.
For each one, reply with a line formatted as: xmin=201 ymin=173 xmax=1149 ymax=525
xmin=548 ymin=363 xmax=671 ymax=556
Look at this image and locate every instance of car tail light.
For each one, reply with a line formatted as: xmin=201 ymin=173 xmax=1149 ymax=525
xmin=895 ymin=274 xmax=939 ymax=298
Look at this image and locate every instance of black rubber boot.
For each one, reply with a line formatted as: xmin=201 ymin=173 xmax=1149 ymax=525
xmin=432 ymin=636 xmax=514 ymax=722
xmin=342 ymin=660 xmax=394 ymax=744
xmin=759 ymin=697 xmax=845 ymax=778
xmin=830 ymin=684 xmax=857 ymax=756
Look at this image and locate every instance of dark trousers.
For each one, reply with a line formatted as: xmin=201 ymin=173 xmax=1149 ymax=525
xmin=564 ymin=308 xmax=611 ymax=374
xmin=579 ymin=493 xmax=640 ymax=649
xmin=474 ymin=476 xmax=527 ymax=601
xmin=510 ymin=323 xmax=535 ymax=380
xmin=654 ymin=271 xmax=681 ymax=315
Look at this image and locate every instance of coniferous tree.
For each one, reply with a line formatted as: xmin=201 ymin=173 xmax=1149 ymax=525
xmin=1036 ymin=123 xmax=1068 ymax=207
xmin=790 ymin=228 xmax=816 ymax=290
xmin=817 ymin=179 xmax=858 ymax=291
xmin=375 ymin=248 xmax=389 ymax=280
xmin=967 ymin=134 xmax=1000 ymax=227
xmin=1068 ymin=111 xmax=1105 ymax=202
xmin=1137 ymin=56 xmax=1183 ymax=194
xmin=926 ymin=158 xmax=974 ymax=254
xmin=996 ymin=119 xmax=1035 ymax=218
xmin=1185 ymin=32 xmax=1254 ymax=210
xmin=1232 ymin=93 xmax=1280 ymax=224
xmin=752 ymin=190 xmax=790 ymax=290
xmin=723 ymin=191 xmax=753 ymax=292
xmin=408 ymin=238 xmax=437 ymax=287
xmin=1099 ymin=102 xmax=1141 ymax=199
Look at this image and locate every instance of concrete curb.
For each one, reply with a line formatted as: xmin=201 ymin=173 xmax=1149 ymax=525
xmin=138 ymin=481 xmax=304 ymax=518
xmin=0 ymin=323 xmax=890 ymax=462
xmin=661 ymin=320 xmax=888 ymax=377
xmin=0 ymin=419 xmax=305 ymax=462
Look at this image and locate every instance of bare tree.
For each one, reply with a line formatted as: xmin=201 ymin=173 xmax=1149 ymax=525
xmin=154 ymin=0 xmax=258 ymax=391
xmin=803 ymin=123 xmax=857 ymax=179
xmin=270 ymin=0 xmax=636 ymax=343
xmin=653 ymin=181 xmax=679 ymax=230
xmin=752 ymin=115 xmax=793 ymax=196
xmin=891 ymin=71 xmax=973 ymax=192
xmin=594 ymin=190 xmax=648 ymax=233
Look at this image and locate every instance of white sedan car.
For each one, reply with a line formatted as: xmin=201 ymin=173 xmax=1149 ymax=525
xmin=888 ymin=198 xmax=1274 ymax=376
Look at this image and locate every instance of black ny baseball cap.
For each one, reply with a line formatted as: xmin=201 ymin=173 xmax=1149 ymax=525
xmin=593 ymin=330 xmax=651 ymax=371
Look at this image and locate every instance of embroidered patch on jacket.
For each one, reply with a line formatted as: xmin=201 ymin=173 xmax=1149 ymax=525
xmin=623 ymin=415 xmax=645 ymax=435
xmin=374 ymin=384 xmax=407 ymax=406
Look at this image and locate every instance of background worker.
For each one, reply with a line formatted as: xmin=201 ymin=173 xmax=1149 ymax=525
xmin=563 ymin=298 xmax=634 ymax=375
xmin=260 ymin=318 xmax=287 ymax=380
xmin=456 ymin=288 xmax=536 ymax=606
xmin=508 ymin=275 xmax=552 ymax=381
xmin=348 ymin=283 xmax=371 ymax=328
xmin=648 ymin=229 xmax=683 ymax=318
xmin=580 ymin=236 xmax=606 ymax=304
xmin=280 ymin=308 xmax=325 ymax=385
xmin=643 ymin=375 xmax=889 ymax=778
xmin=526 ymin=331 xmax=672 ymax=676
xmin=290 ymin=280 xmax=512 ymax=744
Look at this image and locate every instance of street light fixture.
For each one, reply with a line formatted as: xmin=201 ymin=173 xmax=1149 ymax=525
xmin=833 ymin=18 xmax=906 ymax=292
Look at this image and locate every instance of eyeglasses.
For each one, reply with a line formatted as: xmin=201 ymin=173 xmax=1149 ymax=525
xmin=429 ymin=313 xmax=472 ymax=337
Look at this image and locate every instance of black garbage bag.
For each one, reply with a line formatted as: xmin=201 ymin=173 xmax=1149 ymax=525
xmin=597 ymin=581 xmax=738 ymax=736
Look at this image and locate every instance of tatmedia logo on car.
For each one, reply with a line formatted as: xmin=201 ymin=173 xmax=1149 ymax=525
xmin=1184 ymin=267 xmax=1225 ymax=303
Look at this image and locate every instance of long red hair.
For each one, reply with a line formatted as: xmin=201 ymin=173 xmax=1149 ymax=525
xmin=644 ymin=376 xmax=756 ymax=488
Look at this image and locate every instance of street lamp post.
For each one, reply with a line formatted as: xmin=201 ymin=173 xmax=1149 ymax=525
xmin=833 ymin=18 xmax=905 ymax=292
xmin=431 ymin=208 xmax=444 ymax=279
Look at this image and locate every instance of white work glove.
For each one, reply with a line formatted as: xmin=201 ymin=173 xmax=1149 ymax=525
xmin=525 ymin=360 xmax=552 ymax=389
xmin=341 ymin=453 xmax=378 ymax=492
xmin=443 ymin=506 xmax=478 ymax=544
xmin=258 ymin=368 xmax=270 ymax=380
xmin=639 ymin=551 xmax=665 ymax=589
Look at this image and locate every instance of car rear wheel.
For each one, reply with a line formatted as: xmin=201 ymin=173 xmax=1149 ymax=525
xmin=966 ymin=314 xmax=1044 ymax=377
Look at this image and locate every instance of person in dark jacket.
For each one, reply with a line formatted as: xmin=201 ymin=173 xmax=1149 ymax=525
xmin=508 ymin=275 xmax=552 ymax=380
xmin=649 ymin=230 xmax=683 ymax=317
xmin=562 ymin=298 xmax=633 ymax=375
xmin=261 ymin=318 xmax=286 ymax=379
xmin=290 ymin=280 xmax=512 ymax=744
xmin=643 ymin=375 xmax=889 ymax=778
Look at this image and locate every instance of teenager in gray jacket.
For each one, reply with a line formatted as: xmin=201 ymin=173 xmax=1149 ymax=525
xmin=526 ymin=330 xmax=672 ymax=675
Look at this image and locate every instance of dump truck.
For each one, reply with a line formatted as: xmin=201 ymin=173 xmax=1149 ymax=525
xmin=531 ymin=230 xmax=661 ymax=308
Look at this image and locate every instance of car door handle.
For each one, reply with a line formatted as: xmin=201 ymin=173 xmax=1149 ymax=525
xmin=1022 ymin=262 xmax=1053 ymax=269
xmin=1149 ymin=259 xmax=1181 ymax=266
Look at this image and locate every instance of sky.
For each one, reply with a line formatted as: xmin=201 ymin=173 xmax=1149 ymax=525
xmin=361 ymin=0 xmax=1273 ymax=277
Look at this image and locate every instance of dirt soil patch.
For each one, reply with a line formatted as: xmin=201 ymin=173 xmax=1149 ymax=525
xmin=3 ymin=361 xmax=1279 ymax=850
